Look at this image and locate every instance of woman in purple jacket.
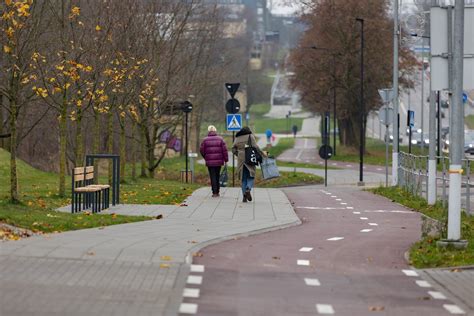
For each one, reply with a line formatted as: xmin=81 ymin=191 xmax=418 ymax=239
xmin=200 ymin=125 xmax=229 ymax=197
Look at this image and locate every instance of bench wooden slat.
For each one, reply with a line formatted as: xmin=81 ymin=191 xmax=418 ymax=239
xmin=74 ymin=174 xmax=85 ymax=181
xmin=74 ymin=167 xmax=85 ymax=175
xmin=85 ymin=166 xmax=94 ymax=173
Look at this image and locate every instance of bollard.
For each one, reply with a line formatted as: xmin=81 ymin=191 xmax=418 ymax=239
xmin=188 ymin=152 xmax=198 ymax=184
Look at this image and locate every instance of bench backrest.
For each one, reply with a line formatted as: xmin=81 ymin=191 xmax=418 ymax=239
xmin=73 ymin=166 xmax=95 ymax=188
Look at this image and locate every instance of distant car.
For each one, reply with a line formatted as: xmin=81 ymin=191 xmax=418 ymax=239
xmin=385 ymin=134 xmax=403 ymax=143
xmin=464 ymin=131 xmax=474 ymax=156
xmin=410 ymin=131 xmax=429 ymax=147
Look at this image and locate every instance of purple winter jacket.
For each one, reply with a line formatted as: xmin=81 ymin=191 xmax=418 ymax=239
xmin=200 ymin=132 xmax=229 ymax=167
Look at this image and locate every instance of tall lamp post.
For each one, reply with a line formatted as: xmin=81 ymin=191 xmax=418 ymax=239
xmin=356 ymin=18 xmax=365 ymax=186
xmin=181 ymin=101 xmax=193 ymax=183
xmin=310 ymin=46 xmax=337 ymax=156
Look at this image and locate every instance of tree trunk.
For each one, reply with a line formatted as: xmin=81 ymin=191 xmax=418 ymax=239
xmin=75 ymin=110 xmax=84 ymax=166
xmin=119 ymin=118 xmax=126 ymax=183
xmin=140 ymin=125 xmax=147 ymax=177
xmin=9 ymin=100 xmax=19 ymax=203
xmin=107 ymin=110 xmax=113 ymax=184
xmin=131 ymin=121 xmax=136 ymax=180
xmin=59 ymin=101 xmax=67 ymax=197
xmin=0 ymin=94 xmax=4 ymax=149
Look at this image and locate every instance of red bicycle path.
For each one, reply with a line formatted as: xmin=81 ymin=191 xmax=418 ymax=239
xmin=182 ymin=186 xmax=464 ymax=315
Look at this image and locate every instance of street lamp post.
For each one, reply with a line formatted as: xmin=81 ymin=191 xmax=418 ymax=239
xmin=181 ymin=101 xmax=193 ymax=183
xmin=310 ymin=46 xmax=337 ymax=156
xmin=356 ymin=17 xmax=365 ymax=186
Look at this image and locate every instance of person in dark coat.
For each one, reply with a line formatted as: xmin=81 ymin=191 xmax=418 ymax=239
xmin=232 ymin=127 xmax=265 ymax=203
xmin=200 ymin=125 xmax=228 ymax=197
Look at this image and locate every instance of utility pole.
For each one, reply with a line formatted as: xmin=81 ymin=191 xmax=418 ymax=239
xmin=420 ymin=38 xmax=425 ymax=150
xmin=356 ymin=17 xmax=365 ymax=186
xmin=392 ymin=0 xmax=400 ymax=186
xmin=447 ymin=0 xmax=465 ymax=243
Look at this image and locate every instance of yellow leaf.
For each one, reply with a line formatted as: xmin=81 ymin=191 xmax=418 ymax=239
xmin=6 ymin=0 xmax=12 ymax=6
xmin=95 ymin=25 xmax=101 ymax=31
xmin=160 ymin=255 xmax=172 ymax=261
xmin=3 ymin=45 xmax=12 ymax=54
xmin=159 ymin=263 xmax=170 ymax=268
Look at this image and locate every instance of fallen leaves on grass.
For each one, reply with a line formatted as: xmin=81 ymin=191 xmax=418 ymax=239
xmin=160 ymin=255 xmax=172 ymax=261
xmin=193 ymin=252 xmax=203 ymax=257
xmin=160 ymin=263 xmax=170 ymax=268
xmin=111 ymin=213 xmax=117 ymax=218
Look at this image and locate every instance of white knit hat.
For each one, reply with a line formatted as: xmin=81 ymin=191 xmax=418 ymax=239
xmin=208 ymin=125 xmax=217 ymax=132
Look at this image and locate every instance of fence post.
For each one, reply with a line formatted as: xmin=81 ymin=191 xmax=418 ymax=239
xmin=466 ymin=159 xmax=471 ymax=214
xmin=442 ymin=155 xmax=447 ymax=207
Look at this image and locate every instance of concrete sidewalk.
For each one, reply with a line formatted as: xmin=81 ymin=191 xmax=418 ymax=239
xmin=0 ymin=187 xmax=300 ymax=316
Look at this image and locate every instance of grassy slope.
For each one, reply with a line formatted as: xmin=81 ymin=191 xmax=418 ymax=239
xmin=371 ymin=186 xmax=474 ymax=268
xmin=466 ymin=115 xmax=474 ymax=129
xmin=0 ymin=149 xmax=200 ymax=233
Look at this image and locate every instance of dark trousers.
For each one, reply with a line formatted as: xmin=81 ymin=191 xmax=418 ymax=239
xmin=208 ymin=166 xmax=221 ymax=194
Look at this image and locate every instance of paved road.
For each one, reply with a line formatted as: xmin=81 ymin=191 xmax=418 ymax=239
xmin=186 ymin=186 xmax=469 ymax=315
xmin=0 ymin=188 xmax=299 ymax=316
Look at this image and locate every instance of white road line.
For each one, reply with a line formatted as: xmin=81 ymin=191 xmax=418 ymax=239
xmin=360 ymin=229 xmax=373 ymax=233
xmin=299 ymin=247 xmax=313 ymax=252
xmin=340 ymin=203 xmax=347 ymax=205
xmin=331 ymin=195 xmax=337 ymax=198
xmin=331 ymin=163 xmax=338 ymax=166
xmin=428 ymin=291 xmax=447 ymax=300
xmin=179 ymin=303 xmax=198 ymax=314
xmin=353 ymin=211 xmax=361 ymax=214
xmin=402 ymin=269 xmax=419 ymax=277
xmin=187 ymin=275 xmax=203 ymax=285
xmin=190 ymin=264 xmax=205 ymax=273
xmin=327 ymin=237 xmax=344 ymax=241
xmin=316 ymin=304 xmax=335 ymax=314
xmin=415 ymin=280 xmax=432 ymax=288
xmin=360 ymin=217 xmax=368 ymax=220
xmin=443 ymin=304 xmax=465 ymax=314
xmin=304 ymin=278 xmax=321 ymax=286
xmin=346 ymin=207 xmax=354 ymax=209
xmin=297 ymin=259 xmax=310 ymax=266
xmin=298 ymin=206 xmax=347 ymax=210
xmin=377 ymin=168 xmax=383 ymax=171
xmin=336 ymin=199 xmax=342 ymax=201
xmin=346 ymin=165 xmax=352 ymax=167
xmin=183 ymin=288 xmax=200 ymax=298
xmin=368 ymin=223 xmax=378 ymax=226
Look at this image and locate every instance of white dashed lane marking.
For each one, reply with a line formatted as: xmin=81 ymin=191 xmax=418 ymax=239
xmin=443 ymin=304 xmax=466 ymax=314
xmin=346 ymin=207 xmax=354 ymax=209
xmin=353 ymin=211 xmax=361 ymax=214
xmin=183 ymin=288 xmax=200 ymax=298
xmin=415 ymin=280 xmax=432 ymax=288
xmin=428 ymin=291 xmax=447 ymax=300
xmin=368 ymin=223 xmax=378 ymax=226
xmin=316 ymin=304 xmax=335 ymax=314
xmin=331 ymin=195 xmax=337 ymax=198
xmin=179 ymin=303 xmax=198 ymax=314
xmin=299 ymin=247 xmax=313 ymax=252
xmin=297 ymin=260 xmax=310 ymax=266
xmin=360 ymin=229 xmax=373 ymax=233
xmin=187 ymin=275 xmax=203 ymax=285
xmin=340 ymin=203 xmax=347 ymax=205
xmin=327 ymin=237 xmax=344 ymax=241
xmin=304 ymin=278 xmax=321 ymax=286
xmin=335 ymin=198 xmax=342 ymax=201
xmin=360 ymin=217 xmax=368 ymax=220
xmin=190 ymin=264 xmax=205 ymax=273
xmin=402 ymin=269 xmax=419 ymax=277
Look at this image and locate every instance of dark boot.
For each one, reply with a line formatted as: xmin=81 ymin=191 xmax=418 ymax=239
xmin=245 ymin=189 xmax=252 ymax=202
xmin=242 ymin=194 xmax=248 ymax=203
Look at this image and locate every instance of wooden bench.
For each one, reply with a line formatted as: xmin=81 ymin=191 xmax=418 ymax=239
xmin=71 ymin=166 xmax=110 ymax=213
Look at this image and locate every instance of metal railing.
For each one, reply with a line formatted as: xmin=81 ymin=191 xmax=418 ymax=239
xmin=398 ymin=151 xmax=473 ymax=215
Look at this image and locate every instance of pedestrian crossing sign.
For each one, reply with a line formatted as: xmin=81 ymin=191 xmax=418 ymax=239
xmin=226 ymin=114 xmax=242 ymax=131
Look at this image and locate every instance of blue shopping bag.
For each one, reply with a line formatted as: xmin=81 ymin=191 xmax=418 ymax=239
xmin=261 ymin=157 xmax=280 ymax=180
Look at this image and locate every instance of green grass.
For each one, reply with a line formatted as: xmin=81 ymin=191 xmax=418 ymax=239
xmin=371 ymin=186 xmax=474 ymax=268
xmin=248 ymin=103 xmax=271 ymax=118
xmin=0 ymin=149 xmax=200 ymax=233
xmin=466 ymin=115 xmax=474 ymax=129
xmin=332 ymin=138 xmax=425 ymax=166
xmin=251 ymin=117 xmax=304 ymax=134
xmin=265 ymin=137 xmax=295 ymax=158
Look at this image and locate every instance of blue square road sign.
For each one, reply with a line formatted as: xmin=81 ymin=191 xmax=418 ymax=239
xmin=226 ymin=114 xmax=242 ymax=132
